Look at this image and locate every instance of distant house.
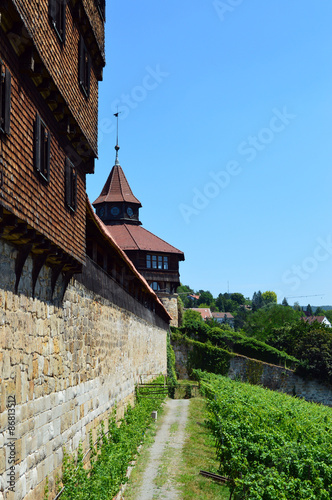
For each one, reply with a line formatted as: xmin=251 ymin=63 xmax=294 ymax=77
xmin=188 ymin=308 xmax=212 ymax=321
xmin=212 ymin=312 xmax=235 ymax=328
xmin=302 ymin=316 xmax=332 ymax=328
xmin=188 ymin=294 xmax=200 ymax=301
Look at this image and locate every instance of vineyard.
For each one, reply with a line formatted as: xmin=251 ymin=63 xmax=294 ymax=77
xmin=196 ymin=370 xmax=332 ymax=499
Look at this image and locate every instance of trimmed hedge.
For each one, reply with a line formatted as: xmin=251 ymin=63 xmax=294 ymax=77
xmin=171 ymin=332 xmax=234 ymax=376
xmin=208 ymin=327 xmax=299 ymax=368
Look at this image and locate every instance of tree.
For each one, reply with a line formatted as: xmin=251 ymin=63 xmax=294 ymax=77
xmin=243 ymin=304 xmax=303 ymax=341
xmin=315 ymin=306 xmax=324 ymax=316
xmin=252 ymin=291 xmax=264 ymax=311
xmin=282 ymin=297 xmax=289 ymax=307
xmin=230 ymin=293 xmax=246 ymax=306
xmin=197 ymin=290 xmax=214 ymax=306
xmin=183 ymin=309 xmax=203 ymax=327
xmin=262 ymin=291 xmax=277 ymax=305
xmin=177 ymin=284 xmax=195 ymax=308
xmin=306 ymin=304 xmax=313 ymax=316
xmin=293 ymin=301 xmax=302 ymax=311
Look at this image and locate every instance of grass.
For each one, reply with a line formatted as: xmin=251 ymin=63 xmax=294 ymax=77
xmin=122 ymin=401 xmax=167 ymax=500
xmin=177 ymin=397 xmax=230 ymax=500
xmin=123 ymin=391 xmax=230 ymax=500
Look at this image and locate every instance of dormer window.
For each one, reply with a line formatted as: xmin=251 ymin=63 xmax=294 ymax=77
xmin=0 ymin=61 xmax=11 ymax=135
xmin=49 ymin=0 xmax=66 ymax=43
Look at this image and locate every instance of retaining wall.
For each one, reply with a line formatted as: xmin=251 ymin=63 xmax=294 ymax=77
xmin=0 ymin=240 xmax=168 ymax=499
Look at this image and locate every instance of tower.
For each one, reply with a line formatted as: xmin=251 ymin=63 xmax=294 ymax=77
xmin=93 ymin=144 xmax=185 ymax=325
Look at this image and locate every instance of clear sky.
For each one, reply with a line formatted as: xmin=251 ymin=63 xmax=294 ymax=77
xmin=87 ymin=0 xmax=332 ymax=306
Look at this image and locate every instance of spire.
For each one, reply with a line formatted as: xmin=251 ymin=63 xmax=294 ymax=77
xmin=114 ymin=111 xmax=120 ymax=166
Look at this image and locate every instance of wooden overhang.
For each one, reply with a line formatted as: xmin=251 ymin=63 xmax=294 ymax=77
xmin=0 ymin=205 xmax=82 ymax=297
xmin=0 ymin=0 xmax=105 ymax=172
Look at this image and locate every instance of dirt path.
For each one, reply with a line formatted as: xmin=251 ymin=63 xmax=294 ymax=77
xmin=134 ymin=399 xmax=190 ymax=500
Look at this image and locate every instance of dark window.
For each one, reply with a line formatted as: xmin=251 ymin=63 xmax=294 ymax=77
xmin=65 ymin=158 xmax=77 ymax=212
xmin=95 ymin=0 xmax=105 ymax=20
xmin=34 ymin=114 xmax=50 ymax=182
xmin=151 ymin=282 xmax=160 ymax=292
xmin=147 ymin=254 xmax=169 ymax=270
xmin=0 ymin=62 xmax=11 ymax=135
xmin=49 ymin=0 xmax=66 ymax=43
xmin=79 ymin=36 xmax=91 ymax=98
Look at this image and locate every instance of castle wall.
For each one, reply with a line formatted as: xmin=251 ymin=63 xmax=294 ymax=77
xmin=0 ymin=239 xmax=168 ymax=499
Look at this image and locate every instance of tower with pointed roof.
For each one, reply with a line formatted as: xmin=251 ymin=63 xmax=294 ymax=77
xmin=93 ymin=144 xmax=185 ymax=325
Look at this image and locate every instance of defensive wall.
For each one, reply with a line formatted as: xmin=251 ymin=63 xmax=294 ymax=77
xmin=0 ymin=239 xmax=168 ymax=500
xmin=172 ymin=341 xmax=332 ymax=407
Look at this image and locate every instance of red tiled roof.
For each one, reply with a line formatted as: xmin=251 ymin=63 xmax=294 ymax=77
xmin=212 ymin=312 xmax=234 ymax=319
xmin=302 ymin=316 xmax=327 ymax=325
xmin=93 ymin=165 xmax=142 ymax=206
xmin=103 ymin=224 xmax=185 ymax=258
xmin=86 ymin=198 xmax=171 ymax=321
xmin=188 ymin=308 xmax=212 ymax=320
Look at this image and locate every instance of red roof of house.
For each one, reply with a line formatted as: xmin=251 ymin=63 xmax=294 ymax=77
xmin=103 ymin=224 xmax=185 ymax=258
xmin=93 ymin=165 xmax=142 ymax=206
xmin=212 ymin=312 xmax=234 ymax=319
xmin=189 ymin=308 xmax=212 ymax=320
xmin=302 ymin=316 xmax=327 ymax=325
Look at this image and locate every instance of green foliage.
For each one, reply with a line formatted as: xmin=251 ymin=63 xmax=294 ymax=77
xmin=282 ymin=297 xmax=289 ymax=306
xmin=243 ymin=304 xmax=303 ymax=341
xmin=269 ymin=320 xmax=332 ymax=384
xmin=182 ymin=309 xmax=204 ymax=328
xmin=177 ymin=295 xmax=184 ymax=326
xmin=59 ymin=380 xmax=166 ymax=500
xmin=197 ymin=290 xmax=214 ymax=306
xmin=171 ymin=331 xmax=234 ymax=376
xmin=306 ymin=303 xmax=313 ymax=316
xmin=196 ymin=371 xmax=332 ymax=499
xmin=176 ymin=284 xmax=195 ymax=308
xmin=206 ymin=327 xmax=298 ymax=368
xmin=252 ymin=290 xmax=264 ymax=311
xmin=167 ymin=331 xmax=177 ymax=397
xmin=262 ymin=290 xmax=277 ymax=305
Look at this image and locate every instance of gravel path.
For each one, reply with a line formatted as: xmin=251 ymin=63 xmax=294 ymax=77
xmin=134 ymin=399 xmax=190 ymax=500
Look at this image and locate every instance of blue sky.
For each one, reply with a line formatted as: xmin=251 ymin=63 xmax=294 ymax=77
xmin=87 ymin=0 xmax=332 ymax=306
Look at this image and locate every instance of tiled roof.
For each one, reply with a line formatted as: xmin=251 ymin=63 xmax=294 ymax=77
xmin=103 ymin=224 xmax=185 ymax=258
xmin=302 ymin=315 xmax=328 ymax=324
xmin=188 ymin=308 xmax=212 ymax=320
xmin=93 ymin=165 xmax=142 ymax=206
xmin=212 ymin=312 xmax=234 ymax=319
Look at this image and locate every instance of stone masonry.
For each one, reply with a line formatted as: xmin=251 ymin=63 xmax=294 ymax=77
xmin=0 ymin=239 xmax=167 ymax=499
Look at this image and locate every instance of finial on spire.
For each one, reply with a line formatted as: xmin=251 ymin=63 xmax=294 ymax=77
xmin=114 ymin=110 xmax=121 ymax=166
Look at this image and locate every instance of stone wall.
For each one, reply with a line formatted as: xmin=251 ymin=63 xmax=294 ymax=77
xmin=0 ymin=240 xmax=168 ymax=499
xmin=172 ymin=340 xmax=332 ymax=406
xmin=158 ymin=293 xmax=179 ymax=327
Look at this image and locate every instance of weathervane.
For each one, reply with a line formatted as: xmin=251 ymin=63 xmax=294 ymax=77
xmin=114 ymin=109 xmax=121 ymax=165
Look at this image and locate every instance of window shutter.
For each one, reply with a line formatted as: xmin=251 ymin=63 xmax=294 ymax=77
xmin=65 ymin=157 xmax=71 ymax=207
xmin=79 ymin=36 xmax=84 ymax=87
xmin=86 ymin=55 xmax=91 ymax=97
xmin=45 ymin=131 xmax=50 ymax=182
xmin=4 ymin=68 xmax=11 ymax=134
xmin=72 ymin=169 xmax=77 ymax=211
xmin=49 ymin=0 xmax=56 ymax=22
xmin=34 ymin=115 xmax=41 ymax=173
